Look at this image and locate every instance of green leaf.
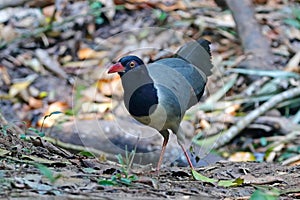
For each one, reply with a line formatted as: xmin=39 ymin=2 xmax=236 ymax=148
xmin=38 ymin=131 xmax=45 ymax=137
xmin=82 ymin=168 xmax=97 ymax=174
xmin=120 ymin=177 xmax=132 ymax=185
xmin=129 ymin=174 xmax=138 ymax=181
xmin=98 ymin=179 xmax=116 ymax=186
xmin=192 ymin=170 xmax=217 ymax=183
xmin=250 ymin=189 xmax=280 ymax=200
xmin=78 ymin=151 xmax=96 ymax=157
xmin=20 ymin=134 xmax=26 ymax=140
xmin=284 ymin=18 xmax=300 ymax=28
xmin=218 ymin=178 xmax=244 ymax=187
xmin=153 ymin=9 xmax=168 ymax=21
xmin=28 ymin=127 xmax=39 ymax=133
xmin=95 ymin=17 xmax=104 ymax=25
xmin=115 ymin=154 xmax=124 ymax=165
xmin=27 ymin=127 xmax=45 ymax=137
xmin=260 ymin=137 xmax=268 ymax=146
xmin=36 ymin=164 xmax=61 ymax=183
xmin=90 ymin=1 xmax=102 ymax=10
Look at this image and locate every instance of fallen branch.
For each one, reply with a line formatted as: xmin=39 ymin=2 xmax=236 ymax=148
xmin=224 ymin=0 xmax=277 ymax=81
xmin=203 ymin=87 xmax=300 ymax=149
xmin=0 ymin=112 xmax=24 ymax=135
xmin=39 ymin=136 xmax=116 ymax=161
xmin=282 ymin=151 xmax=300 ymax=165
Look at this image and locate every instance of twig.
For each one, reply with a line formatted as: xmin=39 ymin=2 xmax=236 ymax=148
xmin=293 ymin=109 xmax=300 ymax=124
xmin=282 ymin=153 xmax=300 ymax=166
xmin=211 ymin=87 xmax=300 ymax=148
xmin=0 ymin=6 xmax=121 ymax=49
xmin=242 ymin=77 xmax=270 ymax=96
xmin=265 ymin=131 xmax=300 ymax=152
xmin=0 ymin=112 xmax=24 ymax=135
xmin=227 ymin=68 xmax=300 ymax=79
xmin=187 ymin=73 xmax=239 ymax=114
xmin=37 ymin=136 xmax=116 ymax=161
xmin=196 ymin=95 xmax=272 ymax=111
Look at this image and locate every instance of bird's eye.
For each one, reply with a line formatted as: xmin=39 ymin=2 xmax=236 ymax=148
xmin=129 ymin=61 xmax=135 ymax=68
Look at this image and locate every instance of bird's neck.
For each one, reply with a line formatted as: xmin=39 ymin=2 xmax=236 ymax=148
xmin=121 ymin=65 xmax=153 ymax=89
xmin=120 ymin=66 xmax=158 ymax=117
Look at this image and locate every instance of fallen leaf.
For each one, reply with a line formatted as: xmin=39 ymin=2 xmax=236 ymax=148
xmin=37 ymin=102 xmax=69 ymax=128
xmin=228 ymin=152 xmax=256 ymax=162
xmin=97 ymin=75 xmax=122 ymax=96
xmin=63 ymin=59 xmax=100 ymax=68
xmin=81 ymin=102 xmax=112 ymax=113
xmin=28 ymin=97 xmax=43 ymax=109
xmin=199 ymin=119 xmax=211 ymax=129
xmin=192 ymin=170 xmax=217 ymax=183
xmin=42 ymin=5 xmax=56 ymax=18
xmin=225 ymin=104 xmax=241 ymax=115
xmin=77 ymin=48 xmax=108 ymax=60
xmin=218 ymin=177 xmax=244 ymax=187
xmin=21 ymin=155 xmax=70 ymax=165
xmin=9 ymin=74 xmax=38 ymax=97
xmin=242 ymin=174 xmax=284 ymax=185
xmin=285 ymin=51 xmax=300 ymax=73
xmin=0 ymin=65 xmax=11 ymax=84
xmin=35 ymin=49 xmax=68 ymax=78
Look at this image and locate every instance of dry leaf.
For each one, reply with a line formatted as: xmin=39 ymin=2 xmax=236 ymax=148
xmin=63 ymin=60 xmax=100 ymax=68
xmin=35 ymin=49 xmax=68 ymax=78
xmin=0 ymin=65 xmax=11 ymax=85
xmin=42 ymin=5 xmax=56 ymax=18
xmin=37 ymin=102 xmax=69 ymax=128
xmin=9 ymin=74 xmax=38 ymax=97
xmin=228 ymin=152 xmax=256 ymax=162
xmin=81 ymin=85 xmax=111 ymax=102
xmin=0 ymin=24 xmax=19 ymax=42
xmin=285 ymin=51 xmax=300 ymax=73
xmin=97 ymin=75 xmax=122 ymax=96
xmin=28 ymin=97 xmax=43 ymax=109
xmin=81 ymin=102 xmax=112 ymax=113
xmin=199 ymin=119 xmax=211 ymax=129
xmin=77 ymin=48 xmax=108 ymax=60
xmin=225 ymin=104 xmax=241 ymax=115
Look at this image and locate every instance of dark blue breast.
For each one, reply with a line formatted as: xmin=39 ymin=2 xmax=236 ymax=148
xmin=128 ymin=83 xmax=158 ymax=117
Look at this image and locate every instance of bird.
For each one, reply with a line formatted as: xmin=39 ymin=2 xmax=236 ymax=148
xmin=108 ymin=39 xmax=213 ymax=171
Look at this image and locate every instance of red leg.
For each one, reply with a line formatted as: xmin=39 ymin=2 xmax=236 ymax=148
xmin=176 ymin=126 xmax=195 ymax=170
xmin=179 ymin=143 xmax=194 ymax=170
xmin=156 ymin=136 xmax=169 ymax=172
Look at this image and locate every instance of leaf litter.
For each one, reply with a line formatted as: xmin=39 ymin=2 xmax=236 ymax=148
xmin=0 ymin=0 xmax=300 ymax=199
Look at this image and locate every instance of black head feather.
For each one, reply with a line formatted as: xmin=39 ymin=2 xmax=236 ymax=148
xmin=118 ymin=55 xmax=145 ymax=76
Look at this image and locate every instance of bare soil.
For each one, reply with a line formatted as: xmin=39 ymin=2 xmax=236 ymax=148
xmin=0 ymin=129 xmax=299 ymax=199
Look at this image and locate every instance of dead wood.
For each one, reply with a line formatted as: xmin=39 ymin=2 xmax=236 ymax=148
xmin=223 ymin=0 xmax=277 ymax=74
xmin=0 ymin=0 xmax=31 ymax=9
xmin=213 ymin=87 xmax=300 ymax=148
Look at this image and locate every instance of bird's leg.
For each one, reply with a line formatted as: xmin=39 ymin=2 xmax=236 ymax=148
xmin=156 ymin=130 xmax=169 ymax=172
xmin=176 ymin=126 xmax=195 ymax=170
xmin=178 ymin=143 xmax=194 ymax=170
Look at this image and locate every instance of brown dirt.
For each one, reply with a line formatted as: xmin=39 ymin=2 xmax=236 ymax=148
xmin=0 ymin=128 xmax=299 ymax=199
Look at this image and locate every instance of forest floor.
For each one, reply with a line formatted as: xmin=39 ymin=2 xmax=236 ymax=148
xmin=1 ymin=0 xmax=300 ymax=199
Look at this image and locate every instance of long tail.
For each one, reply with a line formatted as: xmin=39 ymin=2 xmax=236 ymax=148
xmin=176 ymin=39 xmax=213 ymax=76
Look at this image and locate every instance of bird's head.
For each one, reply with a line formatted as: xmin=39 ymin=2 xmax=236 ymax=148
xmin=108 ymin=55 xmax=145 ymax=76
